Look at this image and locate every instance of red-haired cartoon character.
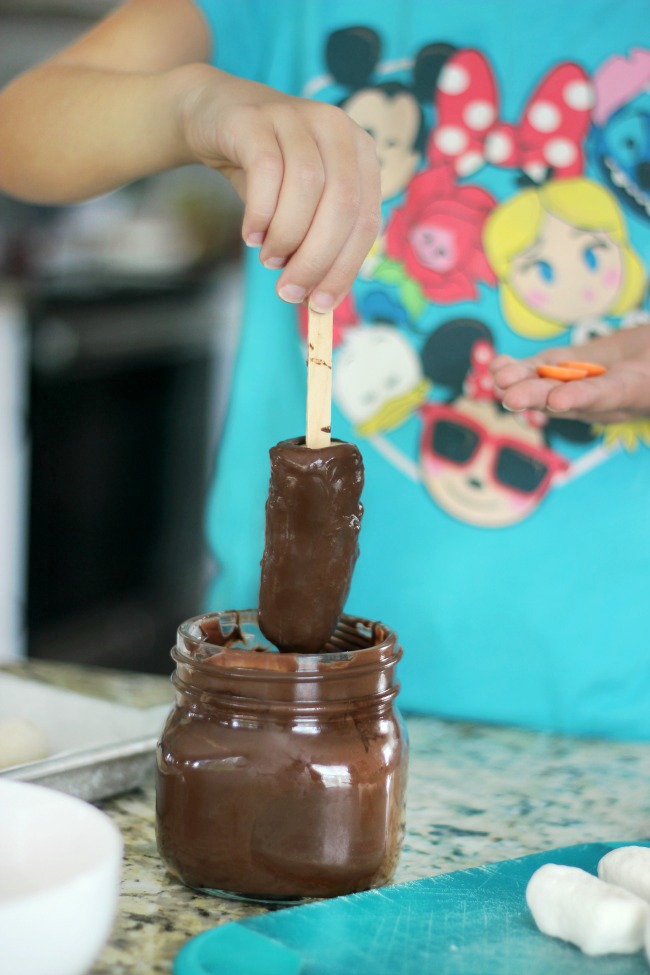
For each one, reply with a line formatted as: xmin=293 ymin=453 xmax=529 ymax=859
xmin=377 ymin=163 xmax=496 ymax=313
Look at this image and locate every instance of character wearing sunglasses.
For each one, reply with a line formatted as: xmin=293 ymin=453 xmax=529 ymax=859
xmin=419 ymin=319 xmax=594 ymax=527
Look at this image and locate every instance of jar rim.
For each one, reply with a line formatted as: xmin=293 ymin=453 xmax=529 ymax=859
xmin=175 ymin=609 xmax=400 ymax=679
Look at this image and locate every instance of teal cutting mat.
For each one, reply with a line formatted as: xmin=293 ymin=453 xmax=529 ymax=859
xmin=174 ymin=843 xmax=650 ymax=975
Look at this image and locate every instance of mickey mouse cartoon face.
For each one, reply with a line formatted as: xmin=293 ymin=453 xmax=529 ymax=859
xmin=345 ymin=85 xmax=421 ymax=200
xmin=325 ymin=28 xmax=455 ymax=200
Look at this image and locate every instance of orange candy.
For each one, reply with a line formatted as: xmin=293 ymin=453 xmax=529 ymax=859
xmin=536 ymin=364 xmax=588 ymax=381
xmin=536 ymin=360 xmax=607 ymax=382
xmin=558 ymin=360 xmax=608 ymax=376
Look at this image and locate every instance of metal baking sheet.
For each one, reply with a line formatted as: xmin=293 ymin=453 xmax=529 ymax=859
xmin=0 ymin=671 xmax=171 ymax=800
xmin=0 ymin=734 xmax=162 ymax=801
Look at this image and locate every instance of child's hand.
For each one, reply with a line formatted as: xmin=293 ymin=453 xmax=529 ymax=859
xmin=0 ymin=0 xmax=380 ymax=313
xmin=490 ymin=325 xmax=650 ymax=423
xmin=182 ymin=67 xmax=381 ymax=312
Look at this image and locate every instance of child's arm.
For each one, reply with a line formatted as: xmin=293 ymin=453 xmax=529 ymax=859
xmin=0 ymin=0 xmax=212 ymax=202
xmin=490 ymin=324 xmax=650 ymax=423
xmin=0 ymin=0 xmax=380 ymax=312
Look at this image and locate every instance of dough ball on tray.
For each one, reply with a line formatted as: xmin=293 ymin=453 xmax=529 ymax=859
xmin=0 ymin=717 xmax=50 ymax=769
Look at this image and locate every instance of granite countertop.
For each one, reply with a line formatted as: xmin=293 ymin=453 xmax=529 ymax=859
xmin=4 ymin=662 xmax=650 ymax=974
xmin=95 ymin=716 xmax=650 ymax=974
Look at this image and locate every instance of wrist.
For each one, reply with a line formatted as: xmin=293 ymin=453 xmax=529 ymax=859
xmin=167 ymin=61 xmax=224 ymax=166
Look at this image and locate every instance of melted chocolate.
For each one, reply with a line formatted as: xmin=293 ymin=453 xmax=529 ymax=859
xmin=198 ymin=616 xmax=247 ymax=649
xmin=258 ymin=438 xmax=364 ymax=653
xmin=155 ymin=611 xmax=408 ymax=902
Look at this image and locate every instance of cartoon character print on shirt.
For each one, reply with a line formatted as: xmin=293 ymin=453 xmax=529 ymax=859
xmin=590 ymin=48 xmax=650 ymax=221
xmin=325 ymin=28 xmax=456 ymax=201
xmin=483 ymin=177 xmax=647 ymax=343
xmin=302 ymin=292 xmax=429 ymax=438
xmin=302 ymin=43 xmax=649 ymax=506
xmin=373 ymin=162 xmax=497 ymax=321
xmin=332 ymin=323 xmax=430 ymax=437
xmin=430 ymin=49 xmax=594 ymax=183
xmin=418 ymin=319 xmax=594 ymax=527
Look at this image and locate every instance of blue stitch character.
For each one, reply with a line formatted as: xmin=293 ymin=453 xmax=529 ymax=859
xmin=590 ymin=48 xmax=650 ymax=220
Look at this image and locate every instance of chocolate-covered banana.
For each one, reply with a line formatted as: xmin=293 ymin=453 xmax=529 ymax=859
xmin=258 ymin=437 xmax=364 ymax=653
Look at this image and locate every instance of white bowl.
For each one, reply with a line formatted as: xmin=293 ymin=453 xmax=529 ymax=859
xmin=0 ymin=780 xmax=122 ymax=975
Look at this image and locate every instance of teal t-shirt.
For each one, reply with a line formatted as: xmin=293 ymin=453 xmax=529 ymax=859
xmin=194 ymin=0 xmax=650 ymax=739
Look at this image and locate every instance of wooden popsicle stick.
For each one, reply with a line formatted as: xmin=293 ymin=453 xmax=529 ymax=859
xmin=306 ymin=306 xmax=333 ymax=449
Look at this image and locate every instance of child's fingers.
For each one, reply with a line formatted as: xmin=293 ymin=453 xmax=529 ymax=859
xmin=500 ymin=364 xmax=650 ymax=422
xmin=235 ymin=112 xmax=286 ymax=246
xmin=195 ymin=86 xmax=380 ymax=302
xmin=490 ymin=342 xmax=650 ymax=421
xmin=500 ymin=377 xmax=558 ymax=412
xmin=257 ymin=108 xmax=326 ymax=268
xmin=275 ymin=120 xmax=375 ymax=307
xmin=500 ymin=369 xmax=611 ymax=413
xmin=304 ymin=129 xmax=381 ymax=310
xmin=490 ymin=353 xmax=515 ymax=372
xmin=276 ymin=116 xmax=380 ymax=309
xmin=545 ymin=366 xmax=649 ymax=416
xmin=492 ymin=359 xmax=537 ymax=390
xmin=491 ymin=345 xmax=584 ymax=390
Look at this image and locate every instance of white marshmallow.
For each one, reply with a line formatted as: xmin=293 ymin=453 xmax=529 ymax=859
xmin=526 ymin=863 xmax=649 ymax=956
xmin=598 ymin=846 xmax=650 ymax=903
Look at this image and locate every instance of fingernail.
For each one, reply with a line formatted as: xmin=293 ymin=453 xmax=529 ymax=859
xmin=547 ymin=405 xmax=569 ymax=413
xmin=502 ymin=403 xmax=525 ymax=413
xmin=310 ymin=292 xmax=335 ymax=313
xmin=278 ymin=284 xmax=306 ymax=304
xmin=263 ymin=257 xmax=286 ymax=270
xmin=245 ymin=232 xmax=264 ymax=247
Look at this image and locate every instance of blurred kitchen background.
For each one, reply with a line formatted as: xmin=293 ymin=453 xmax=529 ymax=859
xmin=0 ymin=0 xmax=245 ymax=672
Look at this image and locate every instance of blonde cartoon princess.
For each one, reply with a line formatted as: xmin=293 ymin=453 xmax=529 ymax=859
xmin=483 ymin=178 xmax=646 ymax=342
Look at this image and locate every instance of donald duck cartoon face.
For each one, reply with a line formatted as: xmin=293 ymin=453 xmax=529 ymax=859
xmin=333 ymin=325 xmax=429 ymax=436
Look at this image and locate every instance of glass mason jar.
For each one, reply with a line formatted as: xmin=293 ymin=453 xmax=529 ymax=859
xmin=156 ymin=610 xmax=408 ymax=903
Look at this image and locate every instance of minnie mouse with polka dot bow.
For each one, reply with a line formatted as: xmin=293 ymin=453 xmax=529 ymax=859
xmin=429 ymin=49 xmax=594 ymax=183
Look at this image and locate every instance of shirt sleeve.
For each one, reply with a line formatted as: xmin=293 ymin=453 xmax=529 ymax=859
xmin=190 ymin=0 xmax=278 ymax=81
